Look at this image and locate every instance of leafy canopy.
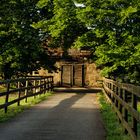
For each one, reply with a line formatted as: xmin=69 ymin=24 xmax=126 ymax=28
xmin=74 ymin=0 xmax=140 ymax=83
xmin=0 ymin=0 xmax=140 ymax=84
xmin=0 ymin=0 xmax=56 ymax=79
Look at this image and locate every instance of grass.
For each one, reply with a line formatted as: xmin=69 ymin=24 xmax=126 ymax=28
xmin=0 ymin=92 xmax=53 ymax=122
xmin=98 ymin=93 xmax=131 ymax=140
xmin=0 ymin=85 xmax=7 ymax=92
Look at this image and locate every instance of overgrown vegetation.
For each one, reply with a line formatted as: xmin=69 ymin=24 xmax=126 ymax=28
xmin=0 ymin=0 xmax=140 ymax=83
xmin=0 ymin=0 xmax=57 ymax=79
xmin=75 ymin=0 xmax=140 ymax=84
xmin=0 ymin=92 xmax=52 ymax=122
xmin=98 ymin=93 xmax=131 ymax=140
xmin=33 ymin=0 xmax=140 ymax=84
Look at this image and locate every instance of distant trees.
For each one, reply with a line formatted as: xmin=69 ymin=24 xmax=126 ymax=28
xmin=0 ymin=0 xmax=139 ymax=84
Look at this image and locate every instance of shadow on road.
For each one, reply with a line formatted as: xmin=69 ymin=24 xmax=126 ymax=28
xmin=51 ymin=94 xmax=85 ymax=111
xmin=54 ymin=87 xmax=102 ymax=94
xmin=0 ymin=87 xmax=106 ymax=140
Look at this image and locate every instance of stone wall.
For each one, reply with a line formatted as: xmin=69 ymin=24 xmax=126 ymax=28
xmin=33 ymin=62 xmax=62 ymax=86
xmin=33 ymin=61 xmax=102 ymax=87
xmin=84 ymin=63 xmax=102 ymax=87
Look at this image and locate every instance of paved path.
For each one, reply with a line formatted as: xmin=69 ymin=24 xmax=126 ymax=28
xmin=0 ymin=88 xmax=106 ymax=140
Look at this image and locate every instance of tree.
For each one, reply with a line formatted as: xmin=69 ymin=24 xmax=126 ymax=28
xmin=1 ymin=0 xmax=139 ymax=84
xmin=33 ymin=0 xmax=88 ymax=56
xmin=74 ymin=0 xmax=140 ymax=84
xmin=0 ymin=0 xmax=56 ymax=79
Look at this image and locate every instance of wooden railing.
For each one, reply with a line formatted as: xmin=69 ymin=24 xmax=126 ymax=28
xmin=103 ymin=78 xmax=140 ymax=140
xmin=0 ymin=76 xmax=53 ymax=113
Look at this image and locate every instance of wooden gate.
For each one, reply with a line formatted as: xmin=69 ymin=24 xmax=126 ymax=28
xmin=61 ymin=64 xmax=85 ymax=87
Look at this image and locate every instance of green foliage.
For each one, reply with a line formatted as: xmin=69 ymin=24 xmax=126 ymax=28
xmin=34 ymin=0 xmax=87 ymax=55
xmin=36 ymin=0 xmax=50 ymax=8
xmin=0 ymin=0 xmax=57 ymax=79
xmin=75 ymin=0 xmax=140 ymax=84
xmin=73 ymin=30 xmax=97 ymax=50
xmin=0 ymin=0 xmax=139 ymax=83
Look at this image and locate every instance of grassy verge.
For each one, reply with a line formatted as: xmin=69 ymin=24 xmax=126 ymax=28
xmin=98 ymin=93 xmax=131 ymax=140
xmin=0 ymin=92 xmax=53 ymax=122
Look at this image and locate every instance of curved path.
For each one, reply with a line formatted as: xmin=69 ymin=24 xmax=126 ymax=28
xmin=0 ymin=88 xmax=106 ymax=140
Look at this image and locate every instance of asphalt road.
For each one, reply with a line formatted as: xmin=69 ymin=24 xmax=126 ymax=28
xmin=0 ymin=88 xmax=106 ymax=140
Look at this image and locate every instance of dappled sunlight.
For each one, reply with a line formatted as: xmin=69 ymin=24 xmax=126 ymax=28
xmin=35 ymin=94 xmax=82 ymax=109
xmin=70 ymin=95 xmax=98 ymax=109
xmin=53 ymin=88 xmax=100 ymax=109
xmin=71 ymin=103 xmax=96 ymax=109
xmin=35 ymin=102 xmax=60 ymax=108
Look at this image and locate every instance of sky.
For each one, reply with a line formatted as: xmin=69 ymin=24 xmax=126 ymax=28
xmin=74 ymin=2 xmax=85 ymax=7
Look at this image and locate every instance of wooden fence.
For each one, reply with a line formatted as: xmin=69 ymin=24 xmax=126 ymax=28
xmin=0 ymin=76 xmax=53 ymax=113
xmin=103 ymin=78 xmax=140 ymax=140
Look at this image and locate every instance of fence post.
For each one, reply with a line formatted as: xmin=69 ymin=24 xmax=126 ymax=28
xmin=117 ymin=87 xmax=122 ymax=123
xmin=132 ymin=93 xmax=137 ymax=136
xmin=61 ymin=66 xmax=63 ymax=86
xmin=39 ymin=79 xmax=41 ymax=95
xmin=82 ymin=64 xmax=85 ymax=87
xmin=5 ymin=82 xmax=10 ymax=113
xmin=48 ymin=78 xmax=51 ymax=91
xmin=110 ymin=83 xmax=113 ymax=100
xmin=115 ymin=86 xmax=119 ymax=108
xmin=17 ymin=81 xmax=21 ymax=106
xmin=123 ymin=89 xmax=128 ymax=134
xmin=25 ymin=80 xmax=28 ymax=103
xmin=108 ymin=83 xmax=111 ymax=98
xmin=119 ymin=88 xmax=123 ymax=114
xmin=107 ymin=82 xmax=109 ymax=89
xmin=33 ymin=80 xmax=36 ymax=98
xmin=44 ymin=78 xmax=46 ymax=94
xmin=112 ymin=85 xmax=115 ymax=103
xmin=51 ymin=76 xmax=54 ymax=91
